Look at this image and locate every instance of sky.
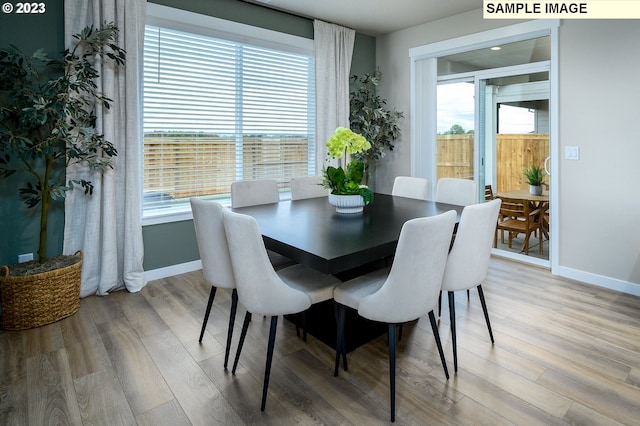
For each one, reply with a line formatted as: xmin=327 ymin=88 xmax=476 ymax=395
xmin=437 ymin=82 xmax=535 ymax=134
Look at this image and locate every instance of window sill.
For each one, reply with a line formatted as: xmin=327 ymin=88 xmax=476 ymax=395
xmin=142 ymin=198 xmax=231 ymax=226
xmin=142 ymin=207 xmax=194 ymax=226
xmin=141 ymin=192 xmax=292 ymax=226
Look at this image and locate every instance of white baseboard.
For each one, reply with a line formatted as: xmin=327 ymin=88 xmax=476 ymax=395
xmin=144 ymin=260 xmax=202 ymax=282
xmin=491 ymin=250 xmax=640 ymax=296
xmin=556 ymin=266 xmax=640 ymax=297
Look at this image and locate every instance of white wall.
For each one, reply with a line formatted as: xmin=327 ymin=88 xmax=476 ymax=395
xmin=376 ymin=11 xmax=640 ymax=294
xmin=557 ymin=20 xmax=640 ymax=291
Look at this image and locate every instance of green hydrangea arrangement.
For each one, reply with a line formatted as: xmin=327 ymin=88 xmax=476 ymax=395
xmin=323 ymin=127 xmax=374 ymax=205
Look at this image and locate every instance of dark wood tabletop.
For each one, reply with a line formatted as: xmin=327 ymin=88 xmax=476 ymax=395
xmin=232 ymin=193 xmax=463 ymax=275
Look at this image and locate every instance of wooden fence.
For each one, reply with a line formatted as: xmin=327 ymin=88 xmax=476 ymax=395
xmin=496 ymin=134 xmax=549 ymax=191
xmin=144 ymin=135 xmax=310 ymax=201
xmin=437 ymin=134 xmax=474 ymax=180
xmin=144 ymin=133 xmax=549 ymax=202
xmin=437 ymin=133 xmax=549 ymax=192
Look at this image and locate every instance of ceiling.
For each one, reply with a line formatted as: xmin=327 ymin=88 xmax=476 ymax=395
xmin=243 ymin=0 xmax=482 ymax=36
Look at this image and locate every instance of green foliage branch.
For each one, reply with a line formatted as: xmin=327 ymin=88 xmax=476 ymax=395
xmin=523 ymin=164 xmax=545 ymax=186
xmin=324 ymin=161 xmax=374 ymax=205
xmin=349 ymin=68 xmax=404 ymax=185
xmin=0 ymin=22 xmax=126 ymax=262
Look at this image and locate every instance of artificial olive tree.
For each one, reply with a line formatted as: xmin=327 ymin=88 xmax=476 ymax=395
xmin=349 ymin=68 xmax=404 ymax=186
xmin=0 ymin=23 xmax=125 ymax=263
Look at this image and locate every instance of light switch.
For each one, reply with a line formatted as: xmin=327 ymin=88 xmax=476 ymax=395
xmin=565 ymin=146 xmax=579 ymax=160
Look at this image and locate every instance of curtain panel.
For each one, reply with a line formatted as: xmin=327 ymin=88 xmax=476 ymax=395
xmin=313 ymin=20 xmax=355 ymax=171
xmin=63 ymin=0 xmax=146 ymax=297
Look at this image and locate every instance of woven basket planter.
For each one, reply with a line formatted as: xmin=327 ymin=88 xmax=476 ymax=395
xmin=0 ymin=251 xmax=82 ymax=330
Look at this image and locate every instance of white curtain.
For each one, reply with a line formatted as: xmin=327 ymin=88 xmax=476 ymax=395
xmin=313 ymin=20 xmax=355 ymax=171
xmin=63 ymin=0 xmax=146 ymax=297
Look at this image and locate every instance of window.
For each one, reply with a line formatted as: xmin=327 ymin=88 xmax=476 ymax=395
xmin=143 ymin=5 xmax=315 ymax=215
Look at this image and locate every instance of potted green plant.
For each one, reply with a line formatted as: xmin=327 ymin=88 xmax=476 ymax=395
xmin=0 ymin=23 xmax=126 ymax=330
xmin=323 ymin=127 xmax=374 ymax=213
xmin=349 ymin=68 xmax=404 ymax=187
xmin=524 ymin=164 xmax=545 ymax=195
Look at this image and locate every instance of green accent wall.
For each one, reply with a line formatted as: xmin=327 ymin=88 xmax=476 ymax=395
xmin=142 ymin=220 xmax=200 ymax=270
xmin=351 ymin=33 xmax=376 ymax=81
xmin=0 ymin=2 xmax=65 ymax=267
xmin=0 ymin=0 xmax=376 ymax=271
xmin=153 ymin=0 xmax=313 ymax=38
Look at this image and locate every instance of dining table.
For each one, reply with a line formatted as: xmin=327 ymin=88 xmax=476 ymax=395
xmin=231 ymin=193 xmax=464 ymax=275
xmin=231 ymin=193 xmax=465 ymax=351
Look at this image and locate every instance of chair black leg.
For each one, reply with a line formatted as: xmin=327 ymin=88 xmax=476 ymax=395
xmin=386 ymin=324 xmax=403 ymax=343
xmin=334 ymin=304 xmax=347 ymax=376
xmin=340 ymin=325 xmax=347 ymax=371
xmin=477 ymin=285 xmax=495 ymax=344
xmin=302 ymin=311 xmax=307 ymax=342
xmin=261 ymin=316 xmax=278 ymax=411
xmin=438 ymin=290 xmax=442 ymax=317
xmin=448 ymin=291 xmax=458 ymax=373
xmin=388 ymin=323 xmax=397 ymax=423
xmin=224 ymin=289 xmax=238 ymax=369
xmin=232 ymin=311 xmax=252 ymax=374
xmin=295 ymin=311 xmax=308 ymax=341
xmin=199 ymin=287 xmax=217 ymax=343
xmin=428 ymin=311 xmax=449 ymax=380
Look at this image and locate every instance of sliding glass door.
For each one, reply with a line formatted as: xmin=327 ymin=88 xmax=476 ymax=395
xmin=410 ymin=20 xmax=558 ymax=268
xmin=435 ymin=38 xmax=551 ymax=262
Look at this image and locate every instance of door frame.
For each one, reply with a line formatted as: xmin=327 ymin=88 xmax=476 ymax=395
xmin=409 ymin=20 xmax=559 ymax=270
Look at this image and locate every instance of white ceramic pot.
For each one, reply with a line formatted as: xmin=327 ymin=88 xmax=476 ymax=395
xmin=328 ymin=193 xmax=365 ymax=214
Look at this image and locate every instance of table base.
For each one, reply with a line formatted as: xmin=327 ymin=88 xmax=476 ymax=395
xmin=286 ymin=300 xmax=387 ymax=353
xmin=285 ymin=258 xmax=390 ymax=353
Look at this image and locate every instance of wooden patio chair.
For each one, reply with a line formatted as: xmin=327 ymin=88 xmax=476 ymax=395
xmin=494 ymin=196 xmax=543 ymax=255
xmin=484 ymin=184 xmax=494 ymax=201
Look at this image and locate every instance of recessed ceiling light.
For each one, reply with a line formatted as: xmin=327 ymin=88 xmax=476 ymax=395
xmin=490 ymin=46 xmax=502 ymax=51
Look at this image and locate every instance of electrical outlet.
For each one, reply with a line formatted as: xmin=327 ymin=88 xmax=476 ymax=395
xmin=18 ymin=253 xmax=34 ymax=263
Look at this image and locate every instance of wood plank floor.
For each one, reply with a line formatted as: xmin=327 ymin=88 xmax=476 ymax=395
xmin=2 ymin=256 xmax=640 ymax=425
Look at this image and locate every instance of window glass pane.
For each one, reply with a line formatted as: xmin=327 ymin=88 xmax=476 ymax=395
xmin=143 ymin=25 xmax=315 ymax=212
xmin=438 ymin=36 xmax=550 ymax=77
xmin=436 ymin=82 xmax=475 ymax=181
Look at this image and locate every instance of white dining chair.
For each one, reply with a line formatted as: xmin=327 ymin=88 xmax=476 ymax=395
xmin=222 ymin=208 xmax=341 ymax=411
xmin=441 ymin=198 xmax=501 ymax=372
xmin=231 ymin=179 xmax=280 ymax=208
xmin=434 ymin=177 xmax=477 ymax=206
xmin=290 ymin=175 xmax=329 ymax=200
xmin=189 ymin=198 xmax=237 ymax=369
xmin=332 ymin=210 xmax=457 ymax=422
xmin=230 ymin=178 xmax=293 ymax=270
xmin=391 ymin=176 xmax=429 ymax=200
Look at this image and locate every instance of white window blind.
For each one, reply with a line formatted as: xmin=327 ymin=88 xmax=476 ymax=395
xmin=143 ymin=24 xmax=315 ymax=212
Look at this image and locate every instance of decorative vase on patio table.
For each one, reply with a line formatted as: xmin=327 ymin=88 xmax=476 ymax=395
xmin=328 ymin=193 xmax=365 ymax=214
xmin=529 ymin=185 xmax=543 ymax=196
